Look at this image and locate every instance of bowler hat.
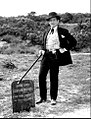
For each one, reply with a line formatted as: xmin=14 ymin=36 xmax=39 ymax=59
xmin=46 ymin=12 xmax=60 ymax=21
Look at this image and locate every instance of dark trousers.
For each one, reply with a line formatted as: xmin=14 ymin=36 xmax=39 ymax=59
xmin=39 ymin=51 xmax=59 ymax=100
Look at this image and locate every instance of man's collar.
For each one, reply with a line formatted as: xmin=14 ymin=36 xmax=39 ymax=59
xmin=51 ymin=26 xmax=58 ymax=31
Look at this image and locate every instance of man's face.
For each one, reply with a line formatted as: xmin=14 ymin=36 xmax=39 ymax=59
xmin=49 ymin=17 xmax=59 ymax=28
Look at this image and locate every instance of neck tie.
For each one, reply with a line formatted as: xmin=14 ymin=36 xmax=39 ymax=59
xmin=51 ymin=28 xmax=54 ymax=34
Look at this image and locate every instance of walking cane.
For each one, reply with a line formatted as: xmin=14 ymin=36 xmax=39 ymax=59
xmin=18 ymin=54 xmax=42 ymax=84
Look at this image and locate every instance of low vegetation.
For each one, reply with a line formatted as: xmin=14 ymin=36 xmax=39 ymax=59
xmin=0 ymin=12 xmax=90 ymax=54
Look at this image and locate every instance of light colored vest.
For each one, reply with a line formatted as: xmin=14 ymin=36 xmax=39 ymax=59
xmin=46 ymin=26 xmax=60 ymax=51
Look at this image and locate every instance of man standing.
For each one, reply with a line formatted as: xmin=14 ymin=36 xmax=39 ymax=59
xmin=36 ymin=12 xmax=77 ymax=105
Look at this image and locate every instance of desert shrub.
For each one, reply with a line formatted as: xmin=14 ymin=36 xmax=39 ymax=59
xmin=71 ymin=22 xmax=91 ymax=52
xmin=0 ymin=46 xmax=15 ymax=54
xmin=61 ymin=12 xmax=73 ymax=23
xmin=1 ymin=35 xmax=22 ymax=44
xmin=0 ymin=42 xmax=40 ymax=54
xmin=27 ymin=33 xmax=37 ymax=44
xmin=2 ymin=59 xmax=16 ymax=69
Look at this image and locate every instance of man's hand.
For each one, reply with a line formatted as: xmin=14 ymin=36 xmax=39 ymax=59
xmin=59 ymin=48 xmax=67 ymax=53
xmin=38 ymin=50 xmax=45 ymax=56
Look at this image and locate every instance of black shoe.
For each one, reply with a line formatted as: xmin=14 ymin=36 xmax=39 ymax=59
xmin=36 ymin=99 xmax=46 ymax=104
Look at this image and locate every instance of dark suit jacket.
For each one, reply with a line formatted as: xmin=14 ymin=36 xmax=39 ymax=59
xmin=41 ymin=26 xmax=77 ymax=66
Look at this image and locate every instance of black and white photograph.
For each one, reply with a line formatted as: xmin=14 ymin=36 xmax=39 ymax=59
xmin=0 ymin=0 xmax=90 ymax=118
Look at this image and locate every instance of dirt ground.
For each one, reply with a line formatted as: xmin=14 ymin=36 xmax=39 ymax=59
xmin=0 ymin=52 xmax=90 ymax=118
